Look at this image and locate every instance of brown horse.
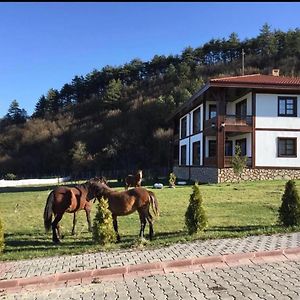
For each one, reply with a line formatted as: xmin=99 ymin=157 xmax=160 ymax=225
xmin=125 ymin=169 xmax=143 ymax=190
xmin=92 ymin=182 xmax=159 ymax=241
xmin=43 ymin=177 xmax=105 ymax=243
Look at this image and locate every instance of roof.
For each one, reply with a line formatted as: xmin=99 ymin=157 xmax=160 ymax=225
xmin=168 ymin=73 xmax=300 ymax=121
xmin=210 ymin=74 xmax=300 ymax=86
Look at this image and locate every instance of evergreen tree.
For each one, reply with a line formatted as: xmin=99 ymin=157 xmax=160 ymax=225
xmin=32 ymin=95 xmax=47 ymax=118
xmin=103 ymin=79 xmax=122 ymax=103
xmin=4 ymin=100 xmax=27 ymax=125
xmin=92 ymin=197 xmax=116 ymax=245
xmin=278 ymin=180 xmax=300 ymax=226
xmin=185 ymin=183 xmax=208 ymax=234
xmin=231 ymin=145 xmax=247 ymax=181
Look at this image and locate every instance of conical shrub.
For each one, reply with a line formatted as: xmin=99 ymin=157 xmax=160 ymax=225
xmin=185 ymin=183 xmax=208 ymax=234
xmin=278 ymin=180 xmax=300 ymax=226
xmin=92 ymin=197 xmax=116 ymax=245
xmin=0 ymin=218 xmax=4 ymax=253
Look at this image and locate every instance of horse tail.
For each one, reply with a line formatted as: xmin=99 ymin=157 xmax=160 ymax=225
xmin=44 ymin=191 xmax=54 ymax=232
xmin=148 ymin=191 xmax=159 ymax=217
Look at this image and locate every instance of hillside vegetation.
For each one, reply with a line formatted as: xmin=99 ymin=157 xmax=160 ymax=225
xmin=1 ymin=24 xmax=300 ymax=178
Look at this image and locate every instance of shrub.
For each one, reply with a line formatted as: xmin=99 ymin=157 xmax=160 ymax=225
xmin=4 ymin=173 xmax=17 ymax=180
xmin=231 ymin=145 xmax=247 ymax=181
xmin=185 ymin=183 xmax=208 ymax=234
xmin=92 ymin=197 xmax=116 ymax=245
xmin=0 ymin=218 xmax=4 ymax=253
xmin=168 ymin=172 xmax=176 ymax=188
xmin=278 ymin=180 xmax=300 ymax=227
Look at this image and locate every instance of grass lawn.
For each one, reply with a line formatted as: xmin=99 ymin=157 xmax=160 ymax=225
xmin=0 ymin=179 xmax=299 ymax=261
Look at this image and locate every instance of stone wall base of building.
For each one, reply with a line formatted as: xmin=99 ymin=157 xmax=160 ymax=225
xmin=173 ymin=166 xmax=300 ymax=184
xmin=173 ymin=166 xmax=218 ymax=183
xmin=219 ymin=168 xmax=300 ymax=183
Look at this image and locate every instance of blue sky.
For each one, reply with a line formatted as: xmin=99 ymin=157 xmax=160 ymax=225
xmin=0 ymin=2 xmax=300 ymax=117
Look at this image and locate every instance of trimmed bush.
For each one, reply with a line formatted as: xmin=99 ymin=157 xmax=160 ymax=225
xmin=168 ymin=172 xmax=176 ymax=188
xmin=92 ymin=197 xmax=116 ymax=245
xmin=278 ymin=180 xmax=300 ymax=227
xmin=0 ymin=218 xmax=4 ymax=253
xmin=185 ymin=183 xmax=208 ymax=234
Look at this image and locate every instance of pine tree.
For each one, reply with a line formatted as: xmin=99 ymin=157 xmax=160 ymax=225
xmin=92 ymin=197 xmax=116 ymax=245
xmin=278 ymin=180 xmax=300 ymax=227
xmin=0 ymin=218 xmax=4 ymax=253
xmin=185 ymin=183 xmax=208 ymax=234
xmin=231 ymin=145 xmax=247 ymax=182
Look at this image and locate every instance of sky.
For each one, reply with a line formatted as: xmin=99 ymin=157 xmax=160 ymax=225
xmin=0 ymin=2 xmax=300 ymax=118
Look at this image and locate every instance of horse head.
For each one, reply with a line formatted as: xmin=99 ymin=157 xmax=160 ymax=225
xmin=86 ymin=177 xmax=108 ymax=202
xmin=87 ymin=180 xmax=110 ymax=203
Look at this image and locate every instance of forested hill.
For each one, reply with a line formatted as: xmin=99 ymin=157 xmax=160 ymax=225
xmin=1 ymin=24 xmax=300 ymax=178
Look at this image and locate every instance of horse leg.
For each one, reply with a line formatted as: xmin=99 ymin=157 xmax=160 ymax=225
xmin=71 ymin=212 xmax=77 ymax=235
xmin=85 ymin=206 xmax=92 ymax=232
xmin=138 ymin=211 xmax=147 ymax=240
xmin=52 ymin=213 xmax=63 ymax=244
xmin=146 ymin=211 xmax=154 ymax=240
xmin=112 ymin=215 xmax=121 ymax=242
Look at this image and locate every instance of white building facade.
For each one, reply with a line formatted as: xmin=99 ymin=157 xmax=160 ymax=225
xmin=171 ymin=74 xmax=300 ymax=183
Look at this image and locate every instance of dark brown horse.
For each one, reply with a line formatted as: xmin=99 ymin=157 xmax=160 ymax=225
xmin=43 ymin=177 xmax=105 ymax=243
xmin=125 ymin=169 xmax=143 ymax=190
xmin=92 ymin=182 xmax=159 ymax=241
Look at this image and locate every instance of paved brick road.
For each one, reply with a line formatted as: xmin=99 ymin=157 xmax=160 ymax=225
xmin=1 ymin=232 xmax=300 ymax=281
xmin=0 ymin=232 xmax=300 ymax=299
xmin=1 ymin=258 xmax=300 ymax=299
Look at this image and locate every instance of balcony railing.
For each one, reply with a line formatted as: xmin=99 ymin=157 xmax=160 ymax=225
xmin=225 ymin=156 xmax=252 ymax=167
xmin=225 ymin=115 xmax=252 ymax=126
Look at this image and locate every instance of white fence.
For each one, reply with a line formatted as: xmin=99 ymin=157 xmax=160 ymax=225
xmin=0 ymin=176 xmax=71 ymax=187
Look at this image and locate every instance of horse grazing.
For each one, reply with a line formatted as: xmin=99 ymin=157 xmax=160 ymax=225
xmin=125 ymin=169 xmax=143 ymax=190
xmin=43 ymin=177 xmax=105 ymax=244
xmin=92 ymin=182 xmax=159 ymax=241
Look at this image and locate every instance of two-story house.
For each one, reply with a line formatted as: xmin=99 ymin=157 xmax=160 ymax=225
xmin=169 ymin=71 xmax=300 ymax=183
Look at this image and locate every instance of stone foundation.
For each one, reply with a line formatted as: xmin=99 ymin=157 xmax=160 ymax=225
xmin=173 ymin=166 xmax=218 ymax=183
xmin=173 ymin=166 xmax=300 ymax=184
xmin=218 ymin=168 xmax=300 ymax=183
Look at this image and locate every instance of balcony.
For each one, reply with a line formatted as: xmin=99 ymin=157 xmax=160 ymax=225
xmin=224 ymin=115 xmax=253 ymax=132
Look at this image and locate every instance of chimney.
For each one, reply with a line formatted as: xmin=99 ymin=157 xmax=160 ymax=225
xmin=272 ymin=69 xmax=280 ymax=76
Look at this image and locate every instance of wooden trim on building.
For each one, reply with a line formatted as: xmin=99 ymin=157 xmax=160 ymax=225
xmin=216 ymin=88 xmax=226 ymax=169
xmin=252 ymin=92 xmax=256 ymax=168
xmin=255 ymin=128 xmax=300 ymax=132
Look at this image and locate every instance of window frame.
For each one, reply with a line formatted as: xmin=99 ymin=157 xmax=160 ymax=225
xmin=235 ymin=138 xmax=247 ymax=156
xmin=208 ymin=104 xmax=217 ymax=119
xmin=180 ymin=144 xmax=187 ymax=165
xmin=208 ymin=140 xmax=216 ymax=157
xmin=192 ymin=107 xmax=201 ymax=134
xmin=192 ymin=140 xmax=201 ymax=165
xmin=277 ymin=137 xmax=297 ymax=158
xmin=278 ymin=96 xmax=297 ymax=117
xmin=180 ymin=115 xmax=188 ymax=139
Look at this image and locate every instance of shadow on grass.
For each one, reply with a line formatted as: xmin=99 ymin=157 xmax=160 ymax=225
xmin=3 ymin=232 xmax=95 ymax=253
xmin=206 ymin=225 xmax=278 ymax=232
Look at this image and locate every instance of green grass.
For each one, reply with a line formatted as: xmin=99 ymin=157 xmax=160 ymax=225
xmin=0 ymin=179 xmax=299 ymax=261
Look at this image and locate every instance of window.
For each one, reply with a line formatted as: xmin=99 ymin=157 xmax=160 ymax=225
xmin=225 ymin=140 xmax=233 ymax=156
xmin=278 ymin=97 xmax=297 ymax=117
xmin=236 ymin=99 xmax=247 ymax=117
xmin=180 ymin=116 xmax=187 ymax=139
xmin=192 ymin=141 xmax=201 ymax=165
xmin=209 ymin=104 xmax=217 ymax=119
xmin=180 ymin=145 xmax=187 ymax=165
xmin=192 ymin=107 xmax=201 ymax=134
xmin=208 ymin=140 xmax=216 ymax=157
xmin=236 ymin=138 xmax=247 ymax=156
xmin=278 ymin=138 xmax=297 ymax=157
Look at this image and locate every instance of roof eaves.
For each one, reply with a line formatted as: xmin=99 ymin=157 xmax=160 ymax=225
xmin=167 ymin=83 xmax=210 ymax=122
xmin=209 ymin=82 xmax=300 ymax=89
